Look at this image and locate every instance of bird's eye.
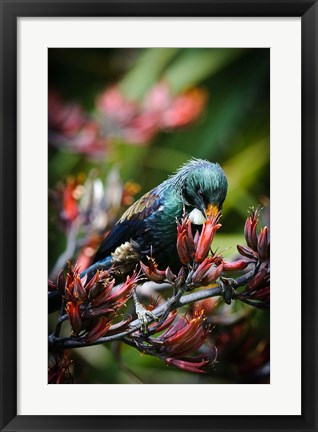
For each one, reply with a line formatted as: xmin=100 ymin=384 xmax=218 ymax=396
xmin=197 ymin=187 xmax=208 ymax=205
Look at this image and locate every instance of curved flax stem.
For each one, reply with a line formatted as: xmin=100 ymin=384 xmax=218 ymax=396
xmin=49 ymin=269 xmax=254 ymax=350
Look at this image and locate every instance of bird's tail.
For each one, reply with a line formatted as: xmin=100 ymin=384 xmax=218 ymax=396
xmin=48 ymin=256 xmax=113 ymax=314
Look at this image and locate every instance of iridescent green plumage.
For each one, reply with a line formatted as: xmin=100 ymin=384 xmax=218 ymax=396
xmin=48 ymin=159 xmax=228 ymax=313
xmin=92 ymin=158 xmax=228 ymax=274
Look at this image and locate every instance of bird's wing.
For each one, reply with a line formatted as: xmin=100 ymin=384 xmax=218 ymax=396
xmin=93 ymin=189 xmax=162 ymax=263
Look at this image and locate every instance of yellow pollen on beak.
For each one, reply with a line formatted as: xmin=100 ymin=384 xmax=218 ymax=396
xmin=206 ymin=204 xmax=219 ymax=217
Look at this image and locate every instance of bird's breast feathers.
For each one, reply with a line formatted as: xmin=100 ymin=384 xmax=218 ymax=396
xmin=111 ymin=241 xmax=140 ymax=263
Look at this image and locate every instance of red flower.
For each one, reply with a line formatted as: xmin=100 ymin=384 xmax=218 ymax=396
xmin=145 ymin=307 xmax=215 ymax=373
xmin=164 ymin=355 xmax=214 ymax=374
xmin=64 ymin=263 xmax=88 ymax=303
xmin=258 ymin=226 xmax=269 ymax=261
xmin=144 ymin=82 xmax=171 ymax=112
xmin=96 ymin=86 xmax=137 ymax=124
xmin=88 ymin=278 xmax=115 ymax=307
xmin=65 ymin=301 xmax=82 ymax=336
xmin=233 ymin=208 xmax=270 ymax=308
xmin=122 ymin=112 xmax=159 ymax=144
xmin=106 ymin=316 xmax=133 ymax=335
xmin=191 ymin=257 xmax=223 ymax=286
xmin=65 ymin=122 xmax=106 ymax=156
xmin=244 ymin=207 xmax=260 ymax=250
xmin=176 ymin=216 xmax=195 ymax=265
xmin=106 ymin=270 xmax=142 ymax=306
xmin=236 ymin=245 xmax=258 ymax=261
xmin=58 ymin=263 xmax=139 ymax=340
xmin=50 ymin=82 xmax=207 ymax=153
xmin=85 ymin=317 xmax=112 ymax=344
xmin=48 ymin=350 xmax=73 ymax=384
xmin=237 ymin=265 xmax=270 ymax=309
xmin=155 ymin=307 xmax=208 ymax=356
xmin=246 ymin=267 xmax=269 ymax=292
xmin=162 ymin=88 xmax=207 ymax=129
xmin=140 ymin=257 xmax=166 ymax=283
xmin=223 ymin=259 xmax=248 ymax=272
xmin=194 ymin=213 xmax=222 ymax=263
xmin=238 ymin=207 xmax=270 ymax=264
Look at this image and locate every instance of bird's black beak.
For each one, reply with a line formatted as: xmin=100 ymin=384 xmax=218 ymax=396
xmin=201 ymin=205 xmax=207 ymax=219
xmin=195 ymin=196 xmax=219 ymax=220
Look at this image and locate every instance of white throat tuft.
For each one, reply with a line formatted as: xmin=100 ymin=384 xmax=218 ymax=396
xmin=188 ymin=208 xmax=206 ymax=225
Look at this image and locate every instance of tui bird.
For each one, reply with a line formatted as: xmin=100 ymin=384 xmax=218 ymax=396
xmin=48 ymin=159 xmax=228 ymax=313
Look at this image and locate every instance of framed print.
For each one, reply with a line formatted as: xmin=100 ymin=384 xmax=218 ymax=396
xmin=0 ymin=1 xmax=317 ymax=431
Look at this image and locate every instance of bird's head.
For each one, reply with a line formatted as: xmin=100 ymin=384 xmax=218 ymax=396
xmin=177 ymin=159 xmax=228 ymax=225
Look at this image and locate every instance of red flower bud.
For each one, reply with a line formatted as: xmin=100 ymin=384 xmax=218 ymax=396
xmin=177 ymin=233 xmax=191 ymax=265
xmin=246 ymin=267 xmax=269 ymax=291
xmin=107 ymin=271 xmax=141 ymax=304
xmin=191 ymin=257 xmax=223 ymax=286
xmin=73 ymin=274 xmax=87 ymax=302
xmin=177 ymin=217 xmax=195 ymax=265
xmin=223 ymin=259 xmax=248 ymax=272
xmin=174 ymin=266 xmax=187 ymax=287
xmin=135 ymin=307 xmax=214 ymax=373
xmin=89 ymin=279 xmax=115 ymax=307
xmin=258 ymin=226 xmax=269 ymax=260
xmin=237 ymin=262 xmax=270 ymax=309
xmin=165 ymin=267 xmax=177 ymax=283
xmin=84 ymin=270 xmax=110 ymax=292
xmin=244 ymin=209 xmax=259 ymax=250
xmin=85 ymin=317 xmax=112 ymax=344
xmin=148 ymin=310 xmax=178 ymax=333
xmin=201 ymin=263 xmax=223 ymax=285
xmin=65 ymin=301 xmax=82 ymax=336
xmin=165 ymin=357 xmax=208 ymax=374
xmin=191 ymin=257 xmax=215 ymax=283
xmin=237 ymin=245 xmax=258 ymax=260
xmin=106 ymin=316 xmax=132 ymax=335
xmin=48 ymin=350 xmax=73 ymax=384
xmin=155 ymin=307 xmax=208 ymax=357
xmin=82 ymin=305 xmax=114 ymax=319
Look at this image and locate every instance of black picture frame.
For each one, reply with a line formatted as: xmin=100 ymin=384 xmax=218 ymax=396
xmin=0 ymin=1 xmax=317 ymax=431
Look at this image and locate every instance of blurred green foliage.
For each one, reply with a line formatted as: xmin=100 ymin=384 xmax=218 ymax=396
xmin=49 ymin=48 xmax=270 ymax=384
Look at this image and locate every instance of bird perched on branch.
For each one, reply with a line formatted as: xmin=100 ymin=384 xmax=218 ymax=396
xmin=49 ymin=159 xmax=228 ymax=313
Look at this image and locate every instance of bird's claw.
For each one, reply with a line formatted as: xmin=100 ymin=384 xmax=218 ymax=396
xmin=132 ymin=288 xmax=159 ymax=334
xmin=135 ymin=304 xmax=159 ymax=334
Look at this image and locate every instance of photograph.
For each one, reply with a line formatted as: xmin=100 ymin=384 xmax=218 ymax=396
xmin=47 ymin=47 xmax=270 ymax=385
xmin=1 ymin=0 xmax=317 ymax=429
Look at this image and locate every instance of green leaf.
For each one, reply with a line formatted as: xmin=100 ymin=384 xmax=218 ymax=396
xmin=119 ymin=48 xmax=180 ymax=101
xmin=163 ymin=48 xmax=246 ymax=93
